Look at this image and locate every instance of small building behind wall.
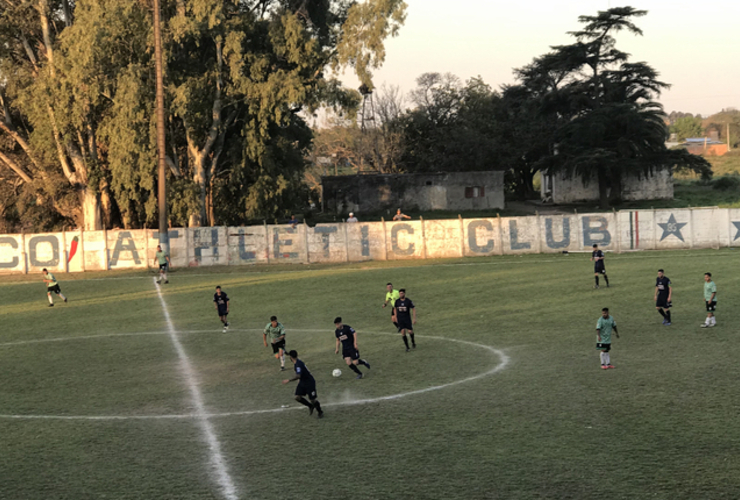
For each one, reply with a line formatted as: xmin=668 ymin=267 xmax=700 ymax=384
xmin=541 ymin=168 xmax=673 ymax=204
xmin=322 ymin=171 xmax=505 ymax=214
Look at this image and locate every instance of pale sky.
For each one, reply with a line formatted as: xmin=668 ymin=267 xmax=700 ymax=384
xmin=341 ymin=0 xmax=740 ymax=117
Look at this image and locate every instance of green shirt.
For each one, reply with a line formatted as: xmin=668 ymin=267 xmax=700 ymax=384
xmin=385 ymin=289 xmax=400 ymax=306
xmin=264 ymin=322 xmax=286 ymax=341
xmin=45 ymin=273 xmax=58 ymax=287
xmin=596 ymin=315 xmax=617 ymax=344
xmin=704 ymin=280 xmax=717 ymax=302
xmin=155 ymin=250 xmax=168 ymax=265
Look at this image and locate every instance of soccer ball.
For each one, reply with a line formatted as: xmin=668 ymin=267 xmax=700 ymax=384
xmin=332 ymin=368 xmax=342 ymax=377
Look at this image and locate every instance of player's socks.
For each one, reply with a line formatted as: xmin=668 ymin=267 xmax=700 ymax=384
xmin=658 ymin=309 xmax=666 ymax=319
xmin=604 ymin=275 xmax=609 ymax=286
xmin=595 ymin=276 xmax=599 ymax=286
xmin=410 ymin=333 xmax=416 ymax=347
xmin=402 ymin=336 xmax=409 ymax=349
xmin=665 ymin=310 xmax=672 ymax=322
xmin=280 ymin=355 xmax=285 ymax=368
xmin=47 ymin=295 xmax=53 ymax=305
xmin=605 ymin=353 xmax=610 ymax=365
xmin=349 ymin=364 xmax=362 ymax=375
xmin=360 ymin=359 xmax=370 ymax=369
xmin=312 ymin=400 xmax=322 ymax=414
xmin=296 ymin=397 xmax=313 ymax=411
xmin=600 ymin=352 xmax=606 ymax=365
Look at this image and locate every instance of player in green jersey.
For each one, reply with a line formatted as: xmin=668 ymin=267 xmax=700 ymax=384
xmin=42 ymin=268 xmax=68 ymax=307
xmin=264 ymin=316 xmax=287 ymax=370
xmin=153 ymin=245 xmax=172 ymax=284
xmin=595 ymin=308 xmax=619 ymax=369
xmin=701 ymin=273 xmax=717 ymax=328
xmin=383 ymin=282 xmax=401 ymax=331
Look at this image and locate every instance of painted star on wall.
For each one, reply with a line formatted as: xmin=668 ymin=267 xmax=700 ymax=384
xmin=732 ymin=221 xmax=740 ymax=241
xmin=658 ymin=214 xmax=687 ymax=242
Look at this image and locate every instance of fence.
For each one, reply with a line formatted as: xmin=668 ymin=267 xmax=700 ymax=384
xmin=0 ymin=207 xmax=737 ymax=274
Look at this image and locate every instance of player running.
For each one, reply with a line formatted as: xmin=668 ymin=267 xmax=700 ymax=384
xmin=701 ymin=273 xmax=717 ymax=328
xmin=595 ymin=308 xmax=619 ymax=369
xmin=333 ymin=317 xmax=370 ymax=379
xmin=590 ymin=244 xmax=609 ymax=288
xmin=213 ymin=286 xmax=230 ymax=331
xmin=282 ymin=350 xmax=324 ymax=419
xmin=383 ymin=282 xmax=401 ymax=331
xmin=393 ymin=289 xmax=417 ymax=352
xmin=42 ymin=268 xmax=68 ymax=307
xmin=153 ymin=245 xmax=171 ymax=284
xmin=264 ymin=316 xmax=287 ymax=371
xmin=655 ymin=269 xmax=673 ymax=325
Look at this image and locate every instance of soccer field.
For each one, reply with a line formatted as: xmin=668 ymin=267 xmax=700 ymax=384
xmin=2 ymin=250 xmax=740 ymax=500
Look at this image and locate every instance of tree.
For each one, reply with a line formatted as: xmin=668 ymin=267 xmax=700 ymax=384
xmin=530 ymin=6 xmax=711 ymax=208
xmin=670 ymin=116 xmax=704 ymax=142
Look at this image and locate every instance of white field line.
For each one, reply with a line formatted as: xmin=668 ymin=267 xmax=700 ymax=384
xmin=0 ymin=329 xmax=510 ymax=421
xmin=153 ymin=279 xmax=239 ymax=500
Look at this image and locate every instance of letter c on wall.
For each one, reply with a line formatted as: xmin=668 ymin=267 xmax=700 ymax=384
xmin=0 ymin=236 xmax=19 ymax=268
xmin=468 ymin=220 xmax=494 ymax=253
xmin=391 ymin=224 xmax=415 ymax=256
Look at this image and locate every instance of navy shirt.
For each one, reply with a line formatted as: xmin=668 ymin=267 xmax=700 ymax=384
xmin=214 ymin=292 xmax=229 ymax=310
xmin=394 ymin=298 xmax=415 ymax=320
xmin=592 ymin=250 xmax=604 ymax=261
xmin=335 ymin=325 xmax=356 ymax=350
xmin=294 ymin=359 xmax=314 ymax=382
xmin=656 ymin=276 xmax=671 ymax=296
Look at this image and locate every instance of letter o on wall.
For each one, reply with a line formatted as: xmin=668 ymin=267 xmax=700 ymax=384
xmin=28 ymin=235 xmax=60 ymax=267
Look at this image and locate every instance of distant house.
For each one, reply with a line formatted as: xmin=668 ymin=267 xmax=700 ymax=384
xmin=541 ymin=168 xmax=673 ymax=204
xmin=683 ymin=137 xmax=728 ymax=156
xmin=322 ymin=171 xmax=505 ymax=214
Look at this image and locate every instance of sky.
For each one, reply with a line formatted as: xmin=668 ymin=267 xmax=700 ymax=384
xmin=340 ymin=0 xmax=740 ymax=117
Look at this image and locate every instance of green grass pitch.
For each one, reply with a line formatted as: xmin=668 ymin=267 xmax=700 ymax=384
xmin=2 ymin=250 xmax=740 ymax=499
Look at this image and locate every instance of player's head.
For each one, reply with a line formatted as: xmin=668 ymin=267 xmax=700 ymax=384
xmin=592 ymin=244 xmax=598 ymax=249
xmin=658 ymin=269 xmax=664 ymax=277
xmin=705 ymin=272 xmax=712 ymax=281
xmin=386 ymin=282 xmax=393 ymax=291
xmin=399 ymin=288 xmax=406 ymax=298
xmin=601 ymin=307 xmax=609 ymax=318
xmin=215 ymin=286 xmax=221 ymax=292
xmin=334 ymin=317 xmax=342 ymax=327
xmin=156 ymin=245 xmax=162 ymax=250
xmin=270 ymin=315 xmax=278 ymax=326
xmin=42 ymin=268 xmax=48 ymax=274
xmin=288 ymin=350 xmax=298 ymax=361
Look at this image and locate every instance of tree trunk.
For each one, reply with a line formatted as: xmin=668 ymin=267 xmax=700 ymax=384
xmin=188 ymin=150 xmax=207 ymax=227
xmin=81 ymin=187 xmax=102 ymax=231
xmin=609 ymin=171 xmax=622 ymax=205
xmin=597 ymin=168 xmax=610 ymax=209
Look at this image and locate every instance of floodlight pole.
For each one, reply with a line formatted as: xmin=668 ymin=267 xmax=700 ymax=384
xmin=153 ymin=0 xmax=169 ymax=251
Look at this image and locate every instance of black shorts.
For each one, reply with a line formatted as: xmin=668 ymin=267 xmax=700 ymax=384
xmin=295 ymin=380 xmax=317 ymax=399
xmin=397 ymin=317 xmax=413 ymax=331
xmin=159 ymin=263 xmax=168 ymax=271
xmin=594 ymin=262 xmax=606 ymax=274
xmin=596 ymin=343 xmax=611 ymax=352
xmin=656 ymin=296 xmax=671 ymax=309
xmin=47 ymin=284 xmax=61 ymax=294
xmin=343 ymin=348 xmax=360 ymax=360
xmin=217 ymin=309 xmax=228 ymax=317
xmin=271 ymin=339 xmax=286 ymax=354
xmin=706 ymin=301 xmax=717 ymax=312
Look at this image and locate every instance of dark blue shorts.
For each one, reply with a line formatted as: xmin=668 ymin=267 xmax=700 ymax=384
xmin=296 ymin=380 xmax=317 ymax=399
xmin=594 ymin=262 xmax=606 ymax=274
xmin=397 ymin=317 xmax=413 ymax=331
xmin=343 ymin=348 xmax=360 ymax=360
xmin=217 ymin=309 xmax=228 ymax=317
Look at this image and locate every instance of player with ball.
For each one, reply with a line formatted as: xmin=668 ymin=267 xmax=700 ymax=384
xmin=334 ymin=317 xmax=371 ymax=379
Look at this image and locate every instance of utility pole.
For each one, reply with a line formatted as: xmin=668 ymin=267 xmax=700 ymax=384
xmin=153 ymin=0 xmax=168 ymax=250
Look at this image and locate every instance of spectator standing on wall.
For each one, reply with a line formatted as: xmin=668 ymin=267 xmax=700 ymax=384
xmin=289 ymin=215 xmax=299 ymax=228
xmin=347 ymin=212 xmax=358 ymax=223
xmin=393 ymin=209 xmax=411 ymax=221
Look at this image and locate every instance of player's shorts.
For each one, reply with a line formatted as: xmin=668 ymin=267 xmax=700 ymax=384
xmin=594 ymin=262 xmax=606 ymax=274
xmin=159 ymin=263 xmax=168 ymax=271
xmin=295 ymin=380 xmax=317 ymax=399
xmin=397 ymin=317 xmax=413 ymax=331
xmin=217 ymin=308 xmax=228 ymax=317
xmin=47 ymin=284 xmax=61 ymax=294
xmin=342 ymin=348 xmax=360 ymax=360
xmin=656 ymin=296 xmax=672 ymax=309
xmin=271 ymin=339 xmax=286 ymax=354
xmin=596 ymin=343 xmax=611 ymax=352
xmin=706 ymin=301 xmax=717 ymax=312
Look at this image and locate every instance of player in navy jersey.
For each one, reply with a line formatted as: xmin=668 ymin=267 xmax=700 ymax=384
xmin=393 ymin=289 xmax=417 ymax=351
xmin=590 ymin=244 xmax=609 ymax=288
xmin=282 ymin=350 xmax=323 ymax=418
xmin=213 ymin=286 xmax=230 ymax=331
xmin=334 ymin=317 xmax=370 ymax=379
xmin=655 ymin=269 xmax=673 ymax=325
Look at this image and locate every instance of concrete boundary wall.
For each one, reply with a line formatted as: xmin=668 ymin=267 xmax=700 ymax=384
xmin=0 ymin=207 xmax=734 ymax=274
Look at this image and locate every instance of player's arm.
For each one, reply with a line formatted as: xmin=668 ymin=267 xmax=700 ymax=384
xmin=225 ymin=298 xmax=229 ymax=313
xmin=412 ymin=307 xmax=417 ymax=324
xmin=667 ymin=284 xmax=672 ymax=302
xmin=263 ymin=331 xmax=269 ymax=347
xmin=282 ymin=373 xmax=300 ymax=384
xmin=335 ymin=337 xmax=340 ymax=354
xmin=654 ymin=285 xmax=659 ymax=300
xmin=354 ymin=332 xmax=359 ymax=350
xmin=596 ymin=328 xmax=602 ymax=343
xmin=613 ymin=325 xmax=619 ymax=338
xmin=214 ymin=299 xmax=218 ymax=310
xmin=276 ymin=325 xmax=285 ymax=342
xmin=166 ymin=255 xmax=172 ymax=268
xmin=391 ymin=306 xmax=397 ymax=322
